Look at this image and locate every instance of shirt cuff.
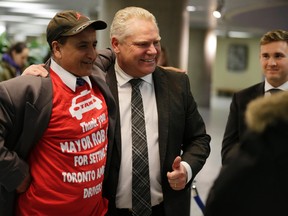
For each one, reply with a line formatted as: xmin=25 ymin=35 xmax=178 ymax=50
xmin=181 ymin=161 xmax=192 ymax=183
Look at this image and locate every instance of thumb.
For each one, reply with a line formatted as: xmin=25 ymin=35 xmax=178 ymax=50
xmin=172 ymin=156 xmax=182 ymax=171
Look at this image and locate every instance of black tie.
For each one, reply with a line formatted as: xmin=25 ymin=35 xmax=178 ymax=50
xmin=76 ymin=77 xmax=86 ymax=86
xmin=269 ymin=88 xmax=282 ymax=95
xmin=129 ymin=79 xmax=152 ymax=216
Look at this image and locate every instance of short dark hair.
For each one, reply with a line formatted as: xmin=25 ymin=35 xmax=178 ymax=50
xmin=7 ymin=42 xmax=27 ymax=55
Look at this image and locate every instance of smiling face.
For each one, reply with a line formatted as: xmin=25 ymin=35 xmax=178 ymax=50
xmin=260 ymin=41 xmax=288 ymax=87
xmin=52 ymin=26 xmax=98 ymax=77
xmin=111 ymin=18 xmax=161 ymax=78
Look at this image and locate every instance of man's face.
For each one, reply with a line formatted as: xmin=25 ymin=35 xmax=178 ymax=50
xmin=260 ymin=41 xmax=288 ymax=87
xmin=112 ymin=19 xmax=161 ymax=78
xmin=53 ymin=26 xmax=97 ymax=77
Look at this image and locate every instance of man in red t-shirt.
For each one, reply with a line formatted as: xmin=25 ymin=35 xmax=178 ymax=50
xmin=0 ymin=10 xmax=116 ymax=216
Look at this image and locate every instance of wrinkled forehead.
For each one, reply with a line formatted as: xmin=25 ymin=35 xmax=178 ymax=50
xmin=124 ymin=19 xmax=160 ymax=41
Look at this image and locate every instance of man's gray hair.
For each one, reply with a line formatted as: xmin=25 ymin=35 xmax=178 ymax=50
xmin=110 ymin=6 xmax=159 ymax=42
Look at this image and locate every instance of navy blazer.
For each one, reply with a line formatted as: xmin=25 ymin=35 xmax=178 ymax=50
xmin=221 ymin=82 xmax=265 ymax=165
xmin=0 ymin=69 xmax=117 ymax=216
xmin=97 ymin=49 xmax=211 ymax=216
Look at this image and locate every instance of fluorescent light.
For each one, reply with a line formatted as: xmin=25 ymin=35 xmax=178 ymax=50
xmin=228 ymin=31 xmax=252 ymax=38
xmin=186 ymin=6 xmax=196 ymax=12
xmin=0 ymin=1 xmax=48 ymax=10
xmin=0 ymin=15 xmax=30 ymax=22
xmin=0 ymin=15 xmax=49 ymax=26
xmin=8 ymin=23 xmax=46 ymax=36
xmin=10 ymin=8 xmax=57 ymax=18
xmin=30 ymin=19 xmax=50 ymax=26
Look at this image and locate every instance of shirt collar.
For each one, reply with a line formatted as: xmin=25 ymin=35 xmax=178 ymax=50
xmin=50 ymin=59 xmax=92 ymax=92
xmin=114 ymin=60 xmax=153 ymax=87
xmin=264 ymin=78 xmax=288 ymax=92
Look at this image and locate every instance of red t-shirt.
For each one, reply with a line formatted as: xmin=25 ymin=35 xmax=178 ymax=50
xmin=17 ymin=70 xmax=109 ymax=216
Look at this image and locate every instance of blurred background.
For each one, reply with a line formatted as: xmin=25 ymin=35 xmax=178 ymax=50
xmin=1 ymin=0 xmax=287 ymax=215
xmin=1 ymin=0 xmax=287 ymax=105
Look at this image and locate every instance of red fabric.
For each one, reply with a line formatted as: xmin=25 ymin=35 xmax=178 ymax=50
xmin=17 ymin=70 xmax=109 ymax=216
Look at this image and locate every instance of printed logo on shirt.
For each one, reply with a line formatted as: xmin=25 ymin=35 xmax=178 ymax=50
xmin=69 ymin=89 xmax=103 ymax=120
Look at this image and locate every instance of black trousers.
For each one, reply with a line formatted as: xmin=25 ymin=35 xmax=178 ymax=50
xmin=115 ymin=202 xmax=164 ymax=216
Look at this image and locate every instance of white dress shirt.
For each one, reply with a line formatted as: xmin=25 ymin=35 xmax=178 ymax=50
xmin=50 ymin=58 xmax=91 ymax=91
xmin=114 ymin=62 xmax=192 ymax=208
xmin=114 ymin=62 xmax=163 ymax=208
xmin=264 ymin=79 xmax=288 ymax=96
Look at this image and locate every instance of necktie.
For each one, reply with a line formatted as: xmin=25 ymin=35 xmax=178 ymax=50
xmin=129 ymin=79 xmax=152 ymax=216
xmin=269 ymin=88 xmax=282 ymax=95
xmin=76 ymin=77 xmax=86 ymax=86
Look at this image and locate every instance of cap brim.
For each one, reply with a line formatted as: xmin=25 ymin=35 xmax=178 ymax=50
xmin=90 ymin=20 xmax=107 ymax=30
xmin=62 ymin=20 xmax=107 ymax=36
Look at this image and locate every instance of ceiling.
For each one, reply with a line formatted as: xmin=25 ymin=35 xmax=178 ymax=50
xmin=0 ymin=0 xmax=99 ymax=41
xmin=187 ymin=0 xmax=288 ymax=37
xmin=1 ymin=0 xmax=288 ymax=41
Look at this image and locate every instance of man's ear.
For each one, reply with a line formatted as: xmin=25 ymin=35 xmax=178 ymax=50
xmin=51 ymin=41 xmax=62 ymax=59
xmin=111 ymin=37 xmax=120 ymax=54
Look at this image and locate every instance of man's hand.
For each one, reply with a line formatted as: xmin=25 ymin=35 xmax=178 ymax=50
xmin=167 ymin=156 xmax=187 ymax=191
xmin=22 ymin=64 xmax=48 ymax=77
xmin=16 ymin=174 xmax=31 ymax=193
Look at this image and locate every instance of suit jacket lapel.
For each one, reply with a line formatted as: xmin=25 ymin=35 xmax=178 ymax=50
xmin=106 ymin=67 xmax=119 ymax=103
xmin=106 ymin=67 xmax=122 ymax=158
xmin=16 ymin=77 xmax=53 ymax=158
xmin=253 ymin=82 xmax=265 ymax=97
xmin=90 ymin=68 xmax=117 ymax=176
xmin=106 ymin=67 xmax=170 ymax=169
xmin=153 ymin=69 xmax=169 ymax=170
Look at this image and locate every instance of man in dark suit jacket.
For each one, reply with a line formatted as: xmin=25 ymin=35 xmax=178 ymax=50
xmin=221 ymin=82 xmax=264 ymax=164
xmin=98 ymin=7 xmax=211 ymax=216
xmin=0 ymin=10 xmax=117 ymax=216
xmin=221 ymin=29 xmax=288 ymax=165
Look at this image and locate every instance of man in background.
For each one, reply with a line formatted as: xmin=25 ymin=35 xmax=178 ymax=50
xmin=0 ymin=42 xmax=29 ymax=81
xmin=222 ymin=29 xmax=288 ymax=165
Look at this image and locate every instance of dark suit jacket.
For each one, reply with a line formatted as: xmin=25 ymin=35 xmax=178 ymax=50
xmin=221 ymin=82 xmax=265 ymax=165
xmin=0 ymin=69 xmax=117 ymax=216
xmin=97 ymin=50 xmax=211 ymax=216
